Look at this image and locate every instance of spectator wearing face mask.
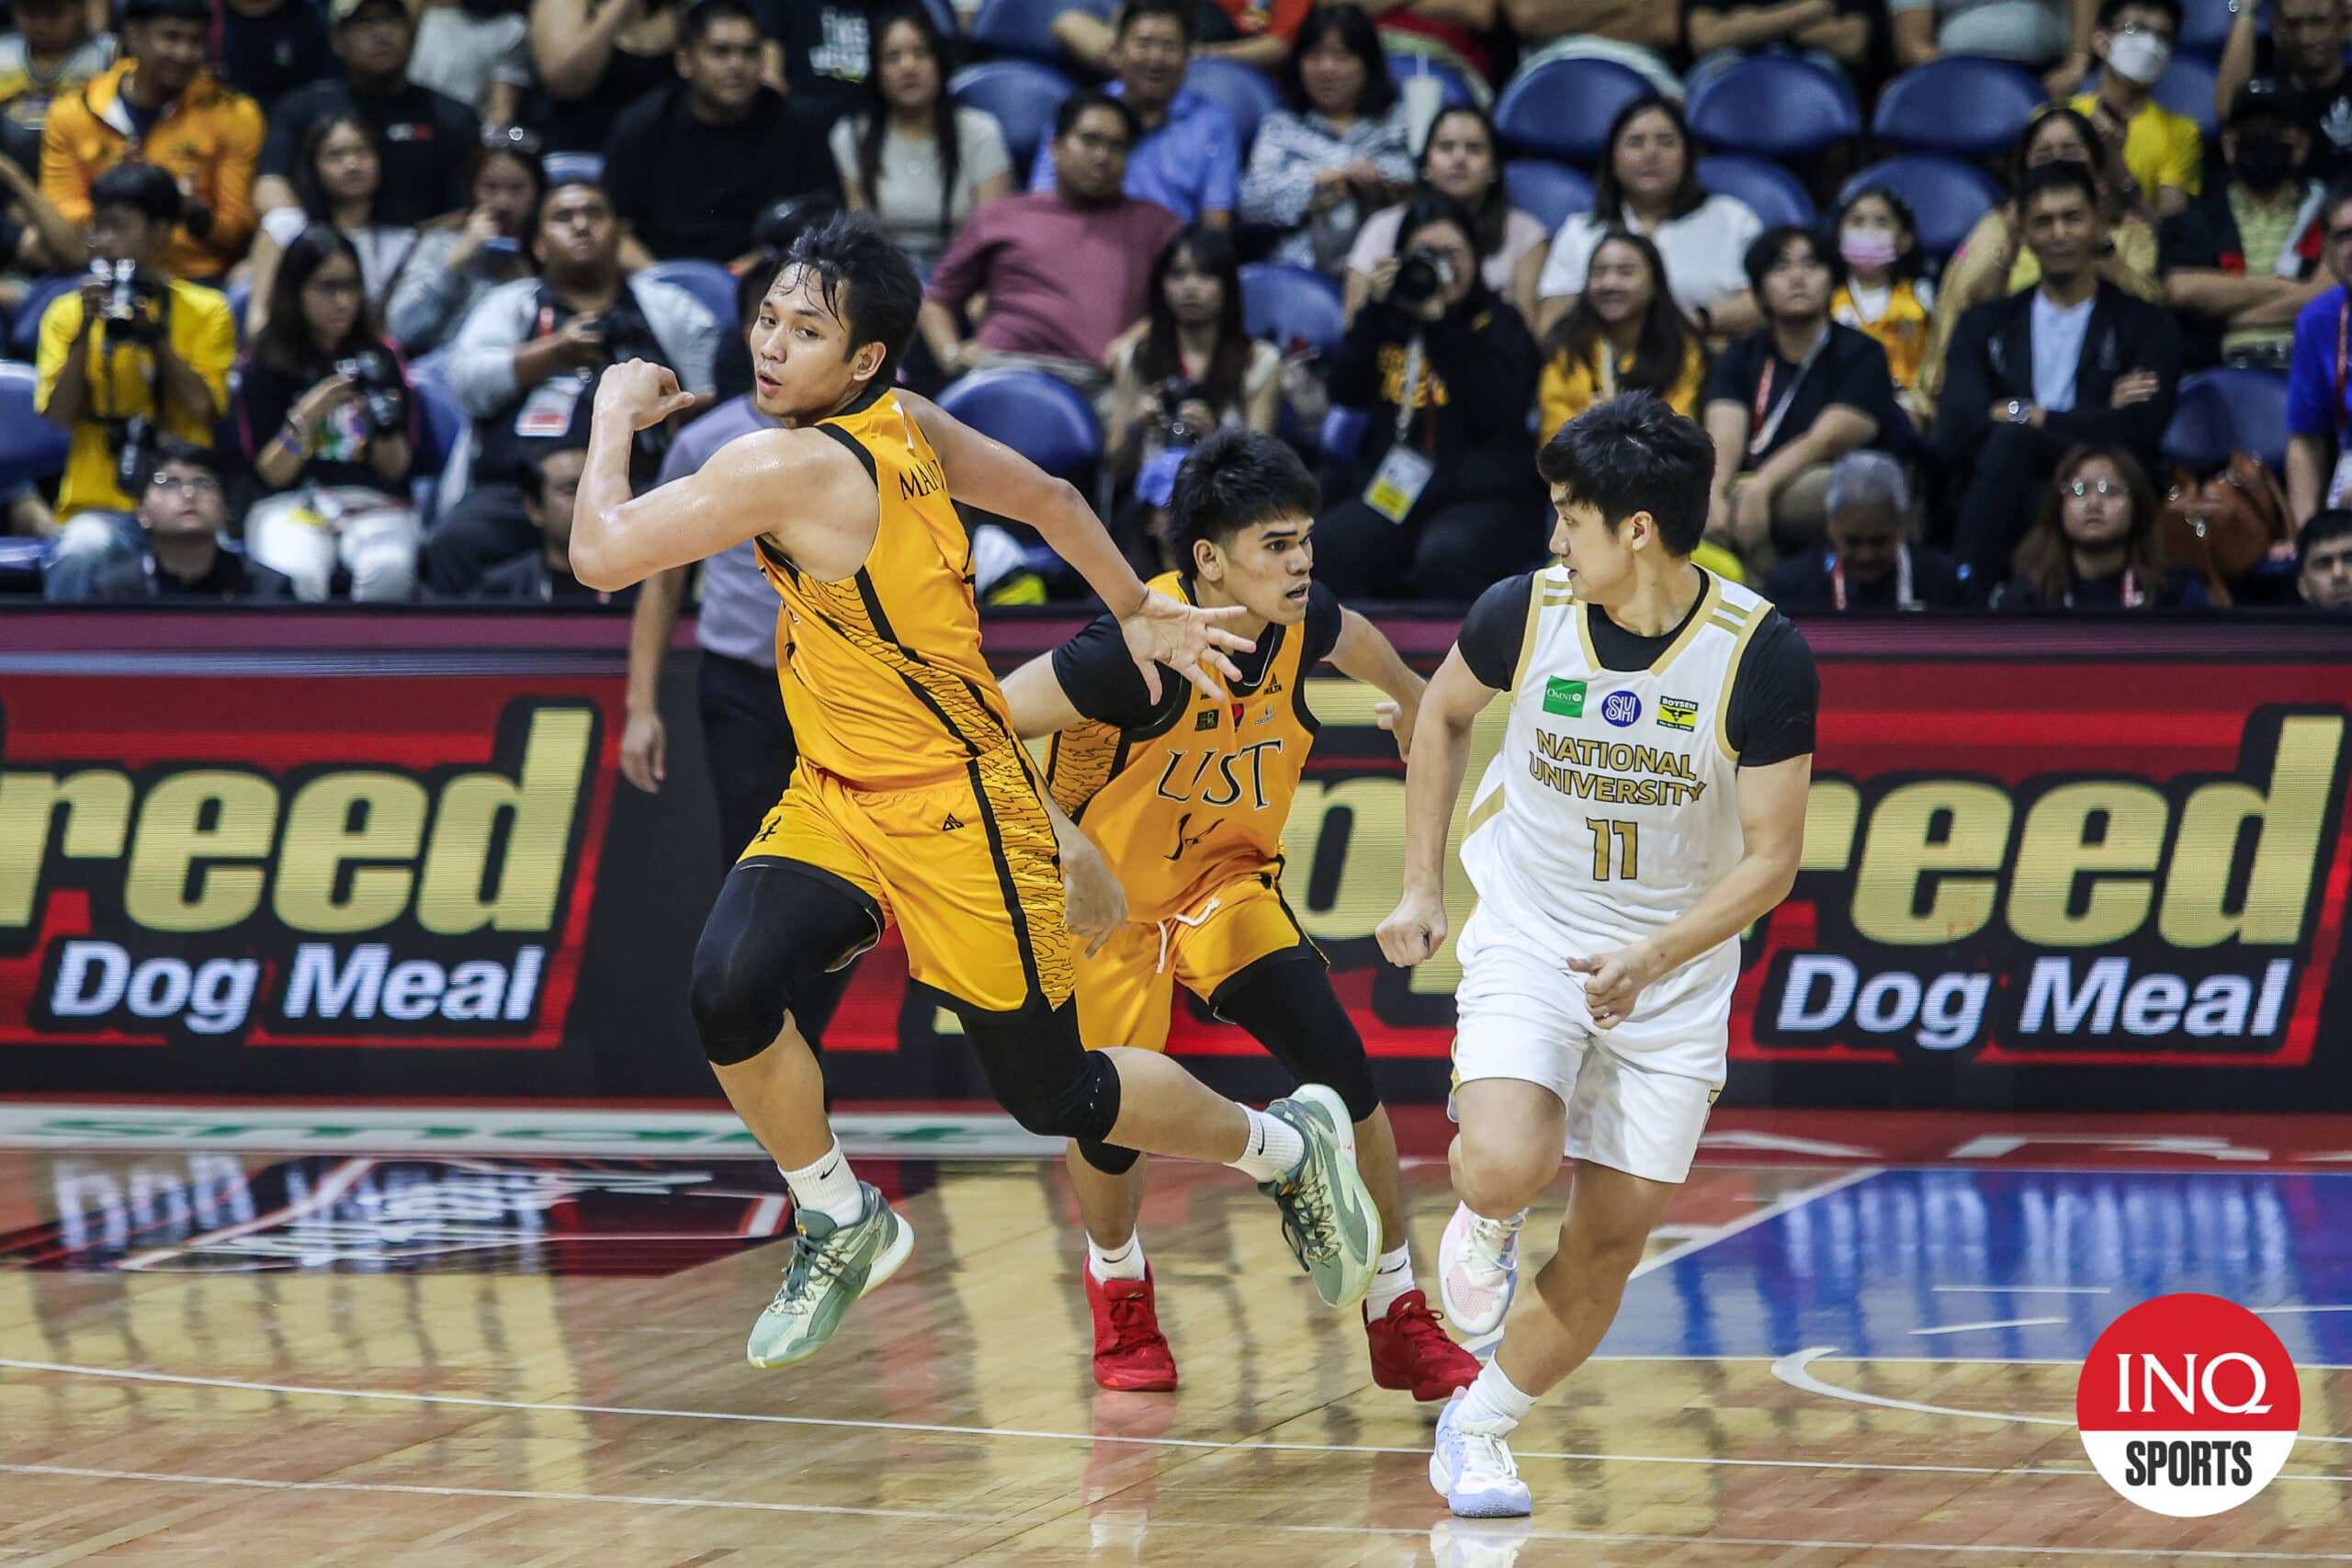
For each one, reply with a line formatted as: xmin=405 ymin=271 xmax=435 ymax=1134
xmin=2296 ymin=509 xmax=2352 ymax=608
xmin=2161 ymin=78 xmax=2329 ymax=370
xmin=2069 ymin=0 xmax=2200 ymax=219
xmin=1764 ymin=451 xmax=1964 ymax=611
xmin=2217 ymin=0 xmax=2352 ymax=183
xmin=1830 ymin=187 xmax=1936 ymax=428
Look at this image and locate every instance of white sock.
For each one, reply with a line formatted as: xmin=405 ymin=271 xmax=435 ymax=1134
xmin=1227 ymin=1105 xmax=1306 ymax=1182
xmin=1088 ymin=1233 xmax=1148 ymax=1281
xmin=1365 ymin=1244 xmax=1414 ymax=1316
xmin=779 ymin=1141 xmax=865 ymax=1227
xmin=1460 ymin=1360 xmax=1536 ymax=1433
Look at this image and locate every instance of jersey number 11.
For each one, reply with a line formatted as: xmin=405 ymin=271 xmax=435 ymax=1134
xmin=1587 ymin=818 xmax=1639 ymax=882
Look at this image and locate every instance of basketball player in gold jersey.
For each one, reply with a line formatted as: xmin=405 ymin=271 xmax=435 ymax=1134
xmin=571 ymin=216 xmax=1382 ymax=1370
xmin=998 ymin=431 xmax=1480 ymax=1400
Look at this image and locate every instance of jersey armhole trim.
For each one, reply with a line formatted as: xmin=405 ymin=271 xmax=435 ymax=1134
xmin=1713 ymin=610 xmax=1770 ymax=764
xmin=1508 ymin=574 xmax=1546 ymax=693
xmin=813 ymin=421 xmax=880 ymax=488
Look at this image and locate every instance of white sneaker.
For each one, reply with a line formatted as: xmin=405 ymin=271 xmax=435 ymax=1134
xmin=1430 ymin=1390 xmax=1532 ymax=1517
xmin=1437 ymin=1202 xmax=1524 ymax=1337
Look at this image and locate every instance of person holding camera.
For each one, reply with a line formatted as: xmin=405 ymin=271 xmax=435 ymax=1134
xmin=1107 ymin=225 xmax=1282 ymax=480
xmin=426 ymin=171 xmax=717 ymax=594
xmin=235 ymin=226 xmax=424 ymax=602
xmin=83 ymin=440 xmax=296 ymax=602
xmin=1317 ymin=192 xmax=1544 ymax=604
xmin=387 ymin=131 xmax=543 ymax=355
xmin=34 ymin=160 xmax=235 ymax=601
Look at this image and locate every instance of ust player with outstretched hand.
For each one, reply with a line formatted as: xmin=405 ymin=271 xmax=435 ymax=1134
xmin=570 ymin=215 xmax=1382 ymax=1374
xmin=1376 ymin=394 xmax=1818 ymax=1517
xmin=999 ymin=430 xmax=1480 ymax=1401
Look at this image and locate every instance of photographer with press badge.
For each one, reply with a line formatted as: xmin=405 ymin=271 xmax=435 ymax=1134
xmin=35 ymin=160 xmax=236 ymax=602
xmin=236 ymin=226 xmax=424 ymax=601
xmin=1315 ymin=191 xmax=1542 ymax=603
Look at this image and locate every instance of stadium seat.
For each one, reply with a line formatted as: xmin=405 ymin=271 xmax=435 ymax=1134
xmin=1239 ymin=263 xmax=1345 ymax=355
xmin=1387 ymin=54 xmax=1476 ymax=110
xmin=1871 ymin=57 xmax=2046 ymax=159
xmin=2164 ymin=367 xmax=2290 ymax=473
xmin=0 ymin=362 xmax=67 ymax=488
xmin=936 ymin=367 xmax=1102 ymax=479
xmin=7 ymin=272 xmax=74 ymax=355
xmin=405 ymin=353 xmax=466 ymax=476
xmin=1319 ymin=405 xmax=1368 ymax=466
xmin=950 ymin=61 xmax=1080 ymax=176
xmin=1687 ymin=56 xmax=1860 ymax=158
xmin=1493 ymin=55 xmax=1652 ymax=164
xmin=2179 ymin=0 xmax=2235 ymax=58
xmin=1838 ymin=155 xmax=2003 ymax=256
xmin=1185 ymin=57 xmax=1282 ymax=151
xmin=226 ymin=276 xmax=251 ymax=343
xmin=1698 ymin=155 xmax=1814 ymax=228
xmin=639 ymin=259 xmax=735 ymax=334
xmin=543 ymin=152 xmax=604 ymax=186
xmin=970 ymin=0 xmax=1108 ymax=64
xmin=1502 ymin=158 xmax=1592 ymax=234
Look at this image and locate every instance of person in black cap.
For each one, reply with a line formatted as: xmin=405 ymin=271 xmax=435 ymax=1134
xmin=2162 ymin=75 xmax=2331 ymax=369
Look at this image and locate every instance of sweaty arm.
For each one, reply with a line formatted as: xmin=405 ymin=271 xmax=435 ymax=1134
xmin=1328 ymin=605 xmax=1426 ymax=752
xmin=1374 ymin=644 xmax=1502 ymax=966
xmin=1001 ymin=651 xmax=1092 ymax=739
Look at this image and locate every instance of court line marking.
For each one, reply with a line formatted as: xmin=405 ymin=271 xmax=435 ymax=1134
xmin=12 ymin=1356 xmax=2334 ymax=1485
xmin=2256 ymin=1305 xmax=2352 ymax=1316
xmin=1772 ymin=1347 xmax=2352 ymax=1450
xmin=8 ymin=1463 xmax=2352 ymax=1561
xmin=1933 ymin=1285 xmax=2114 ymax=1295
xmin=1912 ymin=1317 xmax=2069 ymax=1336
xmin=1626 ymin=1164 xmax=1884 ymax=1280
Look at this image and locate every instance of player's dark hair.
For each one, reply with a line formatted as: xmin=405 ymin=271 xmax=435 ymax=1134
xmin=785 ymin=211 xmax=923 ymax=382
xmin=1744 ymin=223 xmax=1835 ymax=299
xmin=2098 ymin=0 xmax=2179 ymax=29
xmin=2018 ymin=160 xmax=2102 ymax=216
xmin=1056 ymin=88 xmax=1139 ymax=146
xmin=89 ymin=160 xmax=183 ymax=225
xmin=680 ymin=0 xmax=758 ymax=46
xmin=2296 ymin=508 xmax=2352 ymax=569
xmin=1535 ymin=392 xmax=1715 ymax=557
xmin=1114 ymin=0 xmax=1193 ymax=45
xmin=1169 ymin=428 xmax=1321 ymax=561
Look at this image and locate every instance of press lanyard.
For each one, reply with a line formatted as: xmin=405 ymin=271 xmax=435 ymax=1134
xmin=1597 ymin=344 xmax=1619 ymax=400
xmin=1831 ymin=543 xmax=1914 ymax=611
xmin=1748 ymin=328 xmax=1828 ymax=457
xmin=2063 ymin=570 xmax=2141 ymax=608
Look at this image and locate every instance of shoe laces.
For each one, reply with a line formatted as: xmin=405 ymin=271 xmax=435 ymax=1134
xmin=1102 ymin=1287 xmax=1163 ymax=1352
xmin=1274 ymin=1158 xmax=1340 ymax=1268
xmin=1456 ymin=1422 xmax=1521 ymax=1485
xmin=1464 ymin=1215 xmax=1520 ymax=1274
xmin=1388 ymin=1293 xmax=1455 ymax=1350
xmin=775 ymin=1221 xmax=855 ymax=1310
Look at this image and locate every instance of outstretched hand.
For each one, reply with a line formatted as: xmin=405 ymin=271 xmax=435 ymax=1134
xmin=1119 ymin=589 xmax=1253 ymax=704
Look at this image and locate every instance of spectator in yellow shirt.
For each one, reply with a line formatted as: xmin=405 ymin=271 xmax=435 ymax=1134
xmin=36 ymin=161 xmax=236 ymax=600
xmin=2071 ymin=0 xmax=2200 ymax=218
xmin=40 ymin=0 xmax=263 ymax=279
xmin=1830 ymin=187 xmax=1936 ymax=425
xmin=1536 ymin=227 xmax=1706 ymax=441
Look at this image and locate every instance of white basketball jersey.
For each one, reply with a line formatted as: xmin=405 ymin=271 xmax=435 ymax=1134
xmin=1458 ymin=567 xmax=1771 ymax=1075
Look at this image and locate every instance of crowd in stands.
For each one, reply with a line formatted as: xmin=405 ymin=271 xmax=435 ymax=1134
xmin=3 ymin=0 xmax=2351 ymax=614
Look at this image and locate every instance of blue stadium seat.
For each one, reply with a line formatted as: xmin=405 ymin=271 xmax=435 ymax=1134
xmin=7 ymin=272 xmax=74 ymax=355
xmin=639 ymin=259 xmax=735 ymax=335
xmin=2164 ymin=367 xmax=2290 ymax=473
xmin=1687 ymin=56 xmax=1860 ymax=158
xmin=1186 ymin=57 xmax=1282 ymax=152
xmin=226 ymin=276 xmax=251 ymax=343
xmin=1239 ymin=263 xmax=1345 ymax=355
xmin=1872 ymin=57 xmax=2047 ymax=159
xmin=1698 ymin=155 xmax=1814 ymax=228
xmin=0 ymin=362 xmax=69 ymax=489
xmin=970 ymin=0 xmax=1108 ymax=62
xmin=950 ymin=61 xmax=1080 ymax=176
xmin=1838 ymin=155 xmax=2003 ymax=256
xmin=1493 ymin=56 xmax=1652 ymax=164
xmin=1502 ymin=158 xmax=1592 ymax=234
xmin=543 ymin=152 xmax=604 ymax=186
xmin=1320 ymin=405 xmax=1368 ymax=466
xmin=1387 ymin=54 xmax=1476 ymax=110
xmin=2179 ymin=0 xmax=2235 ymax=58
xmin=936 ymin=367 xmax=1102 ymax=479
xmin=405 ymin=352 xmax=465 ymax=476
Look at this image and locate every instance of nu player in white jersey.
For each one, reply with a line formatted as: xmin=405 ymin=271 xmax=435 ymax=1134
xmin=1376 ymin=393 xmax=1817 ymax=1517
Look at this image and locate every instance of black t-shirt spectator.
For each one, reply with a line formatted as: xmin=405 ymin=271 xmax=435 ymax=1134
xmin=2244 ymin=62 xmax=2352 ymax=181
xmin=1706 ymin=323 xmax=1899 ymax=473
xmin=261 ymin=80 xmax=481 ymax=225
xmin=1329 ymin=292 xmax=1544 ymax=506
xmin=602 ymin=84 xmax=841 ymax=263
xmin=1050 ymin=581 xmax=1343 ymax=732
xmin=1764 ymin=546 xmax=1967 ymax=612
xmin=235 ymin=348 xmax=415 ymax=491
xmin=753 ymin=0 xmax=876 ymax=130
xmin=85 ymin=548 xmax=296 ymax=602
xmin=1456 ymin=570 xmax=1819 ymax=765
xmin=218 ymin=0 xmax=336 ymax=110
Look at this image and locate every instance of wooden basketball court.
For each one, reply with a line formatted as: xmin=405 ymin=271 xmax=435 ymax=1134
xmin=3 ymin=1111 xmax=2348 ymax=1564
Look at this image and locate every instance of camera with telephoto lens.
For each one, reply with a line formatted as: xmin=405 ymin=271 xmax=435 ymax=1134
xmin=1157 ymin=377 xmax=1205 ymax=446
xmin=1390 ymin=245 xmax=1456 ymax=310
xmin=108 ymin=414 xmax=155 ymax=495
xmin=334 ymin=349 xmax=410 ymax=435
xmin=92 ymin=258 xmax=166 ymax=344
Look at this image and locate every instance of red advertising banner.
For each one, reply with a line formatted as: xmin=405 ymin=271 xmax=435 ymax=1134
xmin=3 ymin=611 xmax=2348 ymax=1111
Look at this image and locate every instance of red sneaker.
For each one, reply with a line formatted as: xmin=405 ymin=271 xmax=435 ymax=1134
xmin=1085 ymin=1264 xmax=1179 ymax=1392
xmin=1367 ymin=1289 xmax=1480 ymax=1402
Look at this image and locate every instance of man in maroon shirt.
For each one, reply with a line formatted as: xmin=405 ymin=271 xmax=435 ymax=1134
xmin=919 ymin=90 xmax=1182 ymax=407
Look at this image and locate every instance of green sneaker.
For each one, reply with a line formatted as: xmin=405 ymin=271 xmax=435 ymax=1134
xmin=1259 ymin=1083 xmax=1379 ymax=1309
xmin=746 ymin=1182 xmax=914 ymax=1369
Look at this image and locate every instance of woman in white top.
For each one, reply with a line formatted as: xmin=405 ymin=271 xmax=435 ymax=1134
xmin=243 ymin=115 xmax=419 ymax=342
xmin=1106 ymin=223 xmax=1283 ymax=486
xmin=829 ymin=4 xmax=1012 ymax=267
xmin=1238 ymin=4 xmax=1417 ymax=275
xmin=1534 ymin=94 xmax=1762 ymax=339
xmin=1346 ymin=103 xmax=1550 ymax=326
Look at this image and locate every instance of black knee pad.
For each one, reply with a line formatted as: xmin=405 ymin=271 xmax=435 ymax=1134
xmin=1076 ymin=1136 xmax=1141 ymax=1176
xmin=958 ymin=996 xmax=1125 ymax=1143
xmin=689 ymin=862 xmax=880 ymax=1067
xmin=1211 ymin=949 xmax=1382 ymax=1123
